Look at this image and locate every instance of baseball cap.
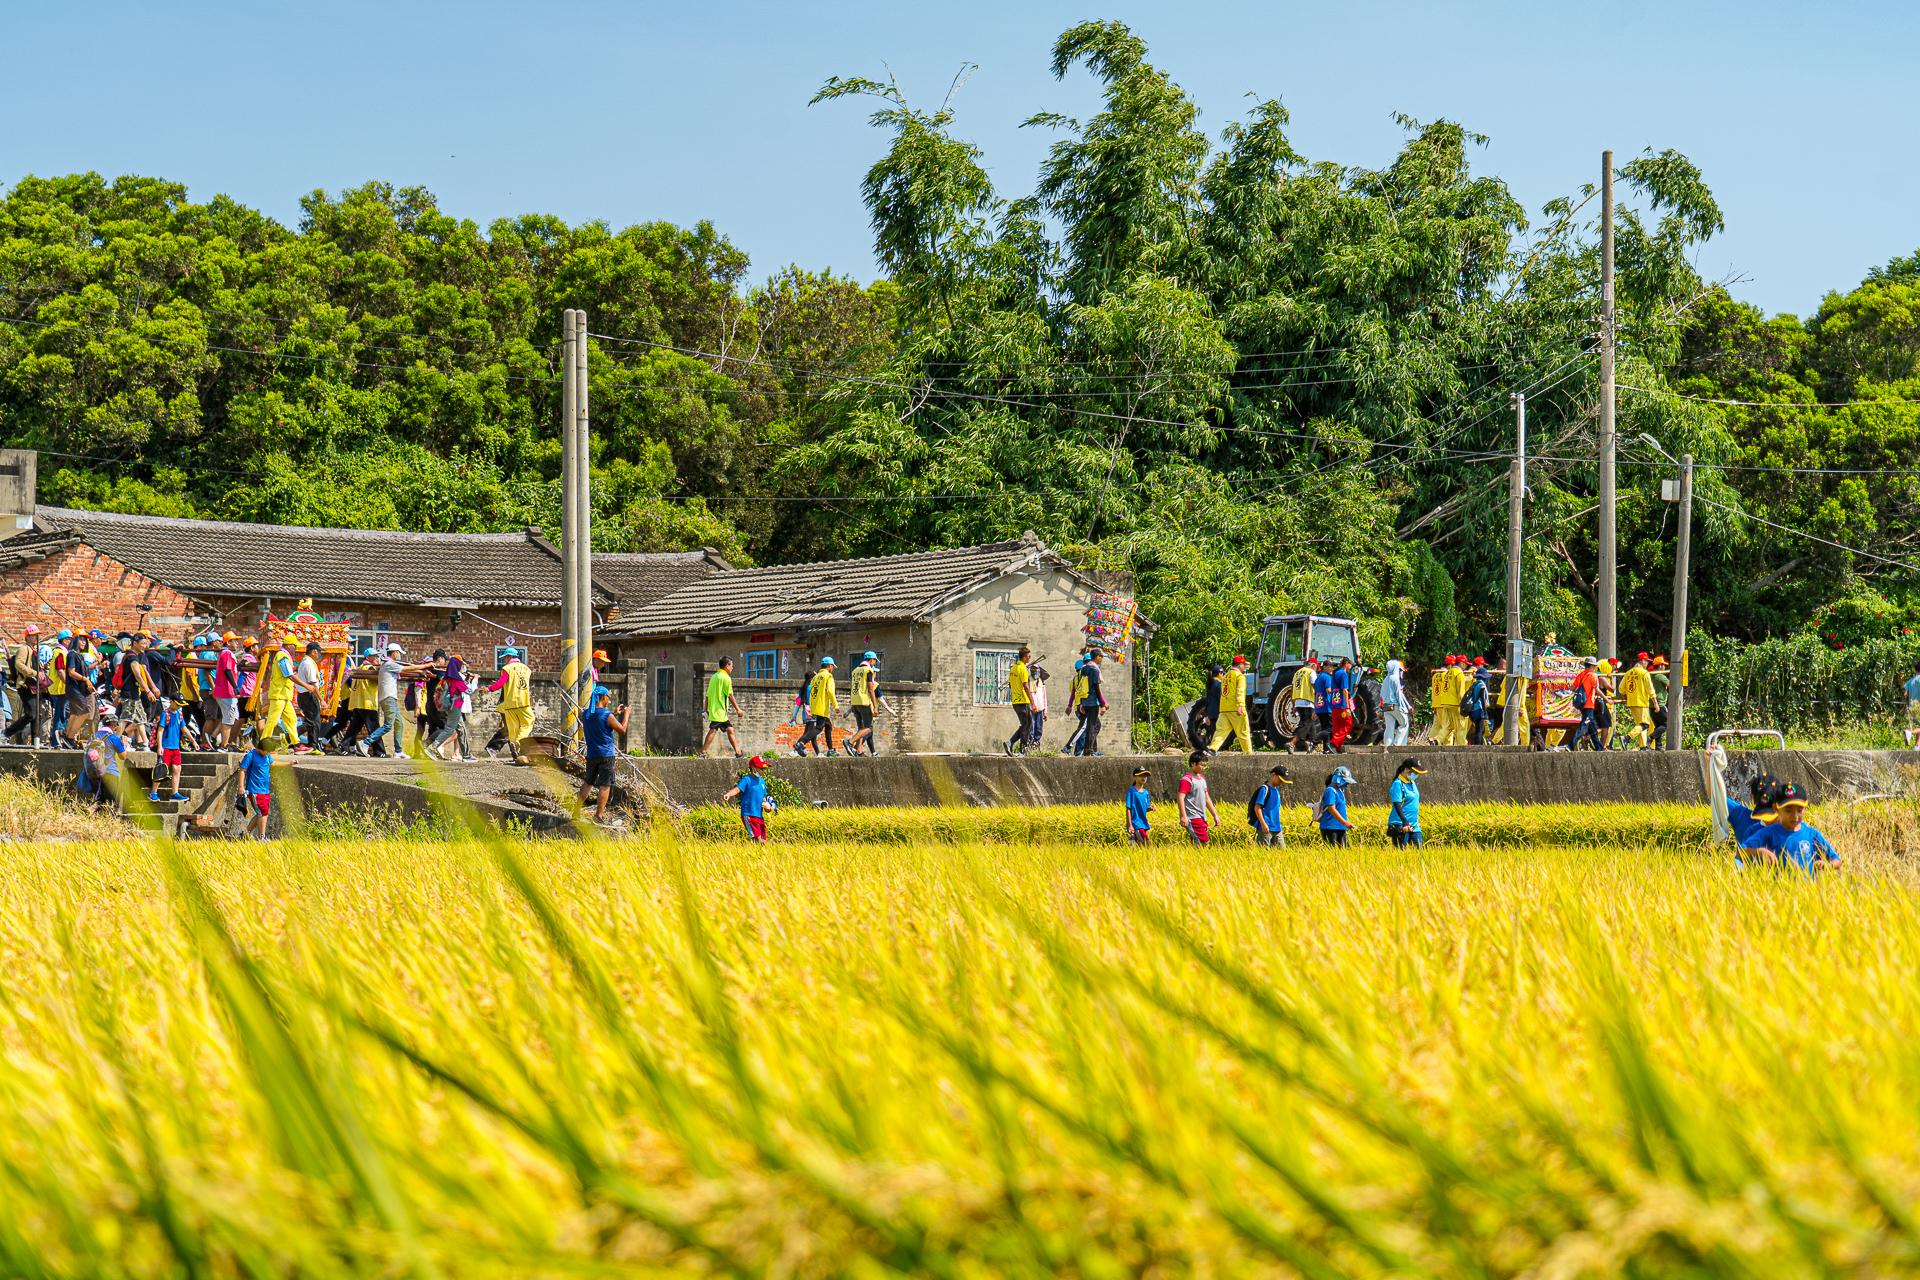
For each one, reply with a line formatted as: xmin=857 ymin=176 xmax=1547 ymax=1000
xmin=387 ymin=643 xmax=404 ymax=655
xmin=55 ymin=629 xmax=72 ymax=640
xmin=1330 ymin=766 xmax=1355 ymax=786
xmin=1776 ymin=781 xmax=1809 ymax=810
xmin=820 ymin=655 xmax=835 ymax=666
xmin=863 ymin=650 xmax=877 ymax=661
xmin=1399 ymin=757 xmax=1427 ymax=775
xmin=1132 ymin=765 xmax=1150 ymax=778
xmin=500 ymin=646 xmax=520 ymax=659
xmin=749 ymin=755 xmax=767 ymax=769
xmin=1269 ymin=765 xmax=1294 ymax=784
xmin=592 ymin=649 xmax=610 ymax=663
xmin=1232 ymin=654 xmax=1249 ymax=667
xmin=22 ymin=623 xmax=38 ymax=635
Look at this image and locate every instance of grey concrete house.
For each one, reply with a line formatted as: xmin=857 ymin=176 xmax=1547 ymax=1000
xmin=600 ymin=533 xmax=1149 ymax=755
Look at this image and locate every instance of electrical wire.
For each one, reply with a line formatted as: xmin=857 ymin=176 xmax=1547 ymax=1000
xmin=1695 ymin=495 xmax=1920 ymax=574
xmin=1620 ymin=382 xmax=1920 ymax=409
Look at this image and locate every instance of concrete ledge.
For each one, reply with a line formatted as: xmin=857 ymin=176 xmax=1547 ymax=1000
xmin=629 ymin=747 xmax=1920 ymax=811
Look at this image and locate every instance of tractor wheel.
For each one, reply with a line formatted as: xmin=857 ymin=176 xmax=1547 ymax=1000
xmin=1349 ymin=681 xmax=1383 ymax=746
xmin=1264 ymin=696 xmax=1303 ymax=749
xmin=1184 ymin=703 xmax=1212 ymax=751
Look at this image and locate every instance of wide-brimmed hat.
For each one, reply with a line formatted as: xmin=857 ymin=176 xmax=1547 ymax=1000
xmin=1330 ymin=766 xmax=1355 ymax=787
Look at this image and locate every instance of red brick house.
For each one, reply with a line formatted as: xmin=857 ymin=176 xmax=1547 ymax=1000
xmin=0 ymin=492 xmax=728 ymax=671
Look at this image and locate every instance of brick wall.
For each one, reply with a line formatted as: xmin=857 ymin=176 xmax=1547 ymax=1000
xmin=0 ymin=545 xmax=196 ymax=640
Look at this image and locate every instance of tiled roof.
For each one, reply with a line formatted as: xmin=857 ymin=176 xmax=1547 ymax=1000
xmin=592 ymin=549 xmax=733 ymax=614
xmin=0 ymin=527 xmax=80 ymax=575
xmin=599 ymin=533 xmax=1099 ymax=638
xmin=26 ymin=505 xmax=603 ymax=609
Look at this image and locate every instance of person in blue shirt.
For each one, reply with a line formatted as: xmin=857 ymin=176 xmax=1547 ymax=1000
xmin=1905 ymin=660 xmax=1920 ymax=748
xmin=147 ymin=697 xmax=190 ymax=803
xmin=1126 ymin=766 xmax=1154 ymax=844
xmin=77 ymin=713 xmax=128 ymax=808
xmin=1250 ymin=764 xmax=1293 ymax=847
xmin=1312 ymin=661 xmax=1336 ymax=755
xmin=1317 ymin=765 xmax=1354 ymax=846
xmin=239 ymin=744 xmax=274 ymax=840
xmin=1756 ymin=783 xmax=1841 ymax=875
xmin=1725 ymin=772 xmax=1783 ymax=864
xmin=723 ymin=755 xmax=777 ymax=842
xmin=575 ymin=687 xmax=632 ymax=824
xmin=1387 ymin=757 xmax=1426 ymax=848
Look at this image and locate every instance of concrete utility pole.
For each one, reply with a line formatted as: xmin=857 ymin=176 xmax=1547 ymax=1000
xmin=1504 ymin=391 xmax=1526 ymax=747
xmin=560 ymin=310 xmax=582 ymax=741
xmin=1668 ymin=453 xmax=1694 ymax=750
xmin=573 ymin=309 xmax=594 ymax=731
xmin=1597 ymin=148 xmax=1619 ymax=661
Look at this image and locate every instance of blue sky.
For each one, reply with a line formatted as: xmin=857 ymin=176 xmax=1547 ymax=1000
xmin=4 ymin=1 xmax=1909 ymax=316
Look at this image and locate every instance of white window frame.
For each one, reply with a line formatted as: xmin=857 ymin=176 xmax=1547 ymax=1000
xmin=973 ymin=648 xmax=1019 ymax=706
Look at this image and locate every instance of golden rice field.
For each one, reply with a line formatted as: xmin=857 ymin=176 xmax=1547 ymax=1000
xmin=1 ymin=787 xmax=1918 ymax=1277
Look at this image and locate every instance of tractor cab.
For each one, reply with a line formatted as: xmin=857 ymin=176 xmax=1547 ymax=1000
xmin=1178 ymin=614 xmax=1378 ymax=750
xmin=1249 ymin=615 xmax=1359 ymax=704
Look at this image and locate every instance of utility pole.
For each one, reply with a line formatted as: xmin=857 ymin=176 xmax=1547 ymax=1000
xmin=573 ymin=309 xmax=594 ymax=734
xmin=560 ymin=310 xmax=581 ymax=743
xmin=1504 ymin=391 xmax=1526 ymax=747
xmin=1597 ymin=148 xmax=1619 ymax=661
xmin=1668 ymin=454 xmax=1694 ymax=750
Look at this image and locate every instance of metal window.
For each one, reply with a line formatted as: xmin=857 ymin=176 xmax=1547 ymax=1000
xmin=654 ymin=666 xmax=675 ymax=715
xmin=744 ymin=649 xmax=776 ymax=680
xmin=973 ymin=649 xmax=1017 ymax=706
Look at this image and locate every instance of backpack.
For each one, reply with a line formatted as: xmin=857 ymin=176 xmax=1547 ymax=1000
xmin=1462 ymin=678 xmax=1486 ymax=716
xmin=1311 ymin=794 xmax=1331 ymax=824
xmin=1571 ymin=680 xmax=1589 ymax=711
xmin=1247 ymin=784 xmax=1273 ymax=829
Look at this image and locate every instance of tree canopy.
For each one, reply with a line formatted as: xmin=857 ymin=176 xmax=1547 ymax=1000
xmin=3 ymin=20 xmax=1917 ymax=717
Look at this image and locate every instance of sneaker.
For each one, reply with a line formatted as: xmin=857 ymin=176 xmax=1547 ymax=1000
xmin=354 ymin=741 xmax=371 ymax=757
xmin=459 ymin=755 xmax=478 ymax=763
xmin=485 ymin=748 xmax=499 ymax=760
xmin=1002 ymin=741 xmax=1014 ymax=757
xmin=146 ymin=791 xmax=162 ymax=802
xmin=168 ymin=791 xmax=188 ymax=802
xmin=826 ymin=749 xmax=840 ymax=757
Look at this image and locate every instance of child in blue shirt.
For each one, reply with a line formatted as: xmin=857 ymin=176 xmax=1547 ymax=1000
xmin=1387 ymin=757 xmax=1425 ymax=848
xmin=147 ymin=697 xmax=189 ymax=803
xmin=1757 ymin=784 xmax=1840 ymax=875
xmin=1250 ymin=764 xmax=1292 ymax=846
xmin=240 ymin=745 xmax=274 ymax=839
xmin=724 ymin=755 xmax=776 ymax=842
xmin=1317 ymin=766 xmax=1354 ymax=846
xmin=1126 ymin=766 xmax=1154 ymax=844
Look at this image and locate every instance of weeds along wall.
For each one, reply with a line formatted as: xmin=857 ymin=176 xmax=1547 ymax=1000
xmin=1689 ymin=632 xmax=1920 ymax=742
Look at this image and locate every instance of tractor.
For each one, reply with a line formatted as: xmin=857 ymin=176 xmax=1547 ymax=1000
xmin=1178 ymin=614 xmax=1383 ymax=750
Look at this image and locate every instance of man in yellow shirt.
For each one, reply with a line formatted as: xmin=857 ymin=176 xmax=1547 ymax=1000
xmin=1430 ymin=656 xmax=1462 ymax=746
xmin=795 ymin=655 xmax=839 ymax=756
xmin=1619 ymin=653 xmax=1655 ymax=749
xmin=1209 ymin=654 xmax=1254 ymax=753
xmin=846 ymin=650 xmax=892 ymax=756
xmin=1287 ymin=657 xmax=1319 ymax=751
xmin=1004 ymin=645 xmax=1033 ymax=756
xmin=484 ymin=647 xmax=535 ymax=762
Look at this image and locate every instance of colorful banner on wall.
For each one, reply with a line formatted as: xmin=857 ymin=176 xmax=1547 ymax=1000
xmin=1083 ymin=592 xmax=1137 ymax=659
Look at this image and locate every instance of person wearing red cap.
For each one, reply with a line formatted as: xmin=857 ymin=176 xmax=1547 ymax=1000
xmin=1208 ymin=654 xmax=1253 ymax=753
xmin=1620 ymin=653 xmax=1655 ymax=749
xmin=723 ymin=755 xmax=777 ymax=842
xmin=1430 ymin=656 xmax=1463 ymax=746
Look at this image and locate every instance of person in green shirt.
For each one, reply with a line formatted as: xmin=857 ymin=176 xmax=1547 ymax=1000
xmin=701 ymin=656 xmax=744 ymax=757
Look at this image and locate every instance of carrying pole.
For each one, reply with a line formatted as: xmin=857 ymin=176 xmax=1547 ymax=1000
xmin=1668 ymin=454 xmax=1694 ymax=749
xmin=1504 ymin=391 xmax=1526 ymax=747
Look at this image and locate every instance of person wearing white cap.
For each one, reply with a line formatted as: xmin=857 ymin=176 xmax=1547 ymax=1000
xmin=356 ymin=642 xmax=426 ymax=757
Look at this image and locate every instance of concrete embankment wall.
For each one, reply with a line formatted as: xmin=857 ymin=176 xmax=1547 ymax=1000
xmin=629 ymin=748 xmax=1920 ymax=812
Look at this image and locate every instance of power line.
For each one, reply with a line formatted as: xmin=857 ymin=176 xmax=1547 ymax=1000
xmin=1620 ymin=382 xmax=1920 ymax=410
xmin=1695 ymin=495 xmax=1920 ymax=575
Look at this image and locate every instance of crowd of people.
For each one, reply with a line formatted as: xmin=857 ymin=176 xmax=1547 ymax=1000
xmin=1 ymin=625 xmax=560 ymax=812
xmin=1183 ymin=648 xmax=1686 ymax=755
